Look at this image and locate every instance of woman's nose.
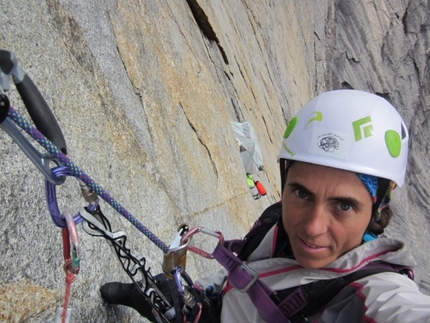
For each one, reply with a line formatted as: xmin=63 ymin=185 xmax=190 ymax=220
xmin=302 ymin=205 xmax=329 ymax=237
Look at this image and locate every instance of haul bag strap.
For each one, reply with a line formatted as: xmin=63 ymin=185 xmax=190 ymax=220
xmin=212 ymin=243 xmax=290 ymax=322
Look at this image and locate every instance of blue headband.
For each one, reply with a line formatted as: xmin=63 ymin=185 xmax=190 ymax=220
xmin=357 ymin=173 xmax=378 ymax=203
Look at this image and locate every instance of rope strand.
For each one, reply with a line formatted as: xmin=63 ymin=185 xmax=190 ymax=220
xmin=8 ymin=106 xmax=169 ymax=253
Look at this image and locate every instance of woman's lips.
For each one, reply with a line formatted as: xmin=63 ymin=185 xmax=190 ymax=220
xmin=301 ymin=238 xmax=327 ymax=250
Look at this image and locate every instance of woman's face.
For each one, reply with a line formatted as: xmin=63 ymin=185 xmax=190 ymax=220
xmin=282 ymin=162 xmax=373 ymax=269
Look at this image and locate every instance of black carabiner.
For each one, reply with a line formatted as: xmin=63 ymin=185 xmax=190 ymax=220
xmin=0 ymin=49 xmax=67 ymax=154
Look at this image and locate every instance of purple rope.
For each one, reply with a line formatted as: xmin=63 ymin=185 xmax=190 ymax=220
xmin=8 ymin=106 xmax=169 ymax=253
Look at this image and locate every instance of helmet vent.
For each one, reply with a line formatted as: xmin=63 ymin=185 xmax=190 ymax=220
xmin=401 ymin=122 xmax=407 ymax=139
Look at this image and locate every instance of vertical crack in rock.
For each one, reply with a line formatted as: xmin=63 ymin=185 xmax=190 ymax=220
xmin=179 ymin=102 xmax=218 ymax=177
xmin=230 ymin=98 xmax=244 ymax=121
xmin=324 ymin=3 xmax=336 ymax=88
xmin=185 ymin=0 xmax=229 ymax=64
xmin=46 ymin=0 xmax=114 ymax=118
xmin=46 ymin=0 xmax=97 ymax=76
xmin=401 ymin=6 xmax=409 ymax=34
xmin=260 ymin=114 xmax=273 ymax=144
xmin=114 ymin=44 xmax=143 ymax=98
xmin=106 ymin=11 xmax=143 ymax=98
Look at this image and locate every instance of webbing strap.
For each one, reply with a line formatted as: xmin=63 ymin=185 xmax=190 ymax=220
xmin=212 ymin=243 xmax=290 ymax=322
xmin=277 ymin=287 xmax=308 ymax=318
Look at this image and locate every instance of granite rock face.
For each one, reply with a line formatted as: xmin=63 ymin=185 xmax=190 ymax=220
xmin=0 ymin=0 xmax=429 ymax=322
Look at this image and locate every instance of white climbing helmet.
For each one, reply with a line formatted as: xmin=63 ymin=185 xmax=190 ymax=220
xmin=279 ymin=90 xmax=409 ymax=186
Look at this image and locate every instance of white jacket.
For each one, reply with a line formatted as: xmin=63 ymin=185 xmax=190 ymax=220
xmin=197 ymin=224 xmax=430 ymax=323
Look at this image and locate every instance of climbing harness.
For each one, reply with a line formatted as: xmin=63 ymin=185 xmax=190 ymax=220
xmin=0 ymin=49 xmax=206 ymax=322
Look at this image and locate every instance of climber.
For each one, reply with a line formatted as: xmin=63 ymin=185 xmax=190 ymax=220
xmin=100 ymin=90 xmax=430 ymax=322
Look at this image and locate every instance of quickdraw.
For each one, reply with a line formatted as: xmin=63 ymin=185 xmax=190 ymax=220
xmin=54 ymin=213 xmax=80 ymax=323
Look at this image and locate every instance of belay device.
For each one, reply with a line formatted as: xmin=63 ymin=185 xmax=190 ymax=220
xmin=0 ymin=50 xmax=222 ymax=323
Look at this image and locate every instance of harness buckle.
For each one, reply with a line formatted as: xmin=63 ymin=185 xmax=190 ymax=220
xmin=235 ymin=262 xmax=259 ymax=293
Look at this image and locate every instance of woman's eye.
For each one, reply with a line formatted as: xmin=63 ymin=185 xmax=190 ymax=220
xmin=339 ymin=202 xmax=352 ymax=211
xmin=295 ymin=189 xmax=309 ymax=199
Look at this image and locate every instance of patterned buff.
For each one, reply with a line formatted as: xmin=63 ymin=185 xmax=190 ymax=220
xmin=357 ymin=173 xmax=379 ymax=203
xmin=358 ymin=173 xmax=394 ymax=242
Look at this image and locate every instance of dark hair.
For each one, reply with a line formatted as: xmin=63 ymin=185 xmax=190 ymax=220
xmin=368 ymin=206 xmax=393 ymax=235
xmin=367 ymin=178 xmax=393 ymax=235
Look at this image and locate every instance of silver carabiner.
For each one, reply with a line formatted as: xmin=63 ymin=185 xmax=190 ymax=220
xmin=0 ymin=117 xmax=64 ymax=184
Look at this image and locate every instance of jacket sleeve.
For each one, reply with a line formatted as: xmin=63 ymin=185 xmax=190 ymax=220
xmin=315 ymin=272 xmax=430 ymax=323
xmin=358 ymin=272 xmax=430 ymax=322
